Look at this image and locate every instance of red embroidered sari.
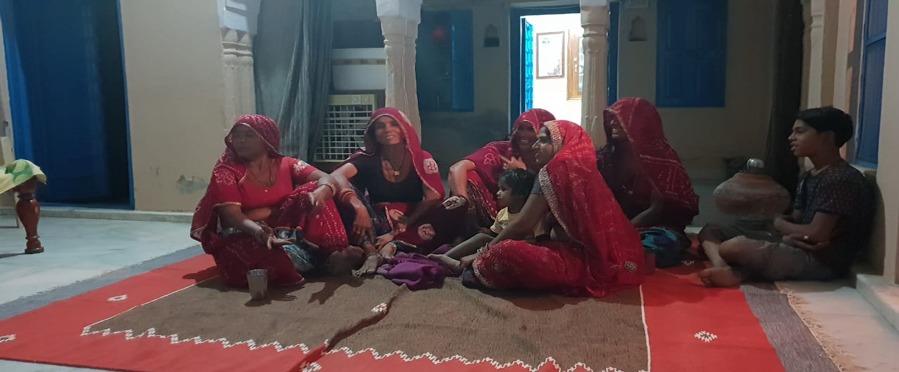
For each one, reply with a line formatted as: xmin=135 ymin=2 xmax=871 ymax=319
xmin=344 ymin=108 xmax=465 ymax=253
xmin=462 ymin=109 xmax=555 ymax=228
xmin=597 ymin=98 xmax=699 ymax=232
xmin=191 ymin=115 xmax=348 ymax=287
xmin=473 ymin=120 xmax=644 ymax=297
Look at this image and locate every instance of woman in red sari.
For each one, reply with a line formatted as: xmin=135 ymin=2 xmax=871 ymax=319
xmin=333 ymin=108 xmax=466 ymax=275
xmin=447 ymin=109 xmax=556 ymax=233
xmin=464 ymin=120 xmax=644 ymax=297
xmin=191 ymin=115 xmax=359 ymax=287
xmin=596 ymin=98 xmax=699 ymax=266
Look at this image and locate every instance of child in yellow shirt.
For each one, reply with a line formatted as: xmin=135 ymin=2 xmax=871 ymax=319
xmin=429 ymin=169 xmax=542 ymax=273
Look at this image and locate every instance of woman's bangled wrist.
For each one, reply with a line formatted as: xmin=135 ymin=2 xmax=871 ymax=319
xmin=339 ymin=189 xmax=359 ymax=204
xmin=316 ymin=181 xmax=337 ymax=197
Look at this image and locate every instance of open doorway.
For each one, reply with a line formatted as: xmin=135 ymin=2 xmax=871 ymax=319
xmin=524 ymin=13 xmax=583 ymax=122
xmin=510 ymin=4 xmax=618 ymax=126
xmin=0 ymin=0 xmax=132 ymax=207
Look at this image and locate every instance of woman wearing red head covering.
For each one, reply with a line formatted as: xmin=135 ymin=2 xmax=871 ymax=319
xmin=596 ymin=98 xmax=699 ymax=265
xmin=447 ymin=109 xmax=556 ymax=233
xmin=332 ymin=108 xmax=466 ymax=275
xmin=191 ymin=115 xmax=360 ymax=288
xmin=463 ymin=120 xmax=644 ymax=297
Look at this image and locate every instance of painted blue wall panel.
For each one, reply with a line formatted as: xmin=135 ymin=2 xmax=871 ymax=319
xmin=450 ymin=10 xmax=474 ymax=112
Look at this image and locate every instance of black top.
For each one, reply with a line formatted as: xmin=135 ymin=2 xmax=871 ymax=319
xmin=794 ymin=162 xmax=874 ymax=276
xmin=348 ymin=155 xmax=424 ymax=204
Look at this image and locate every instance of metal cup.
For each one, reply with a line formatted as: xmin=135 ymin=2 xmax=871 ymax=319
xmin=247 ymin=269 xmax=268 ymax=300
xmin=644 ymin=251 xmax=657 ymax=275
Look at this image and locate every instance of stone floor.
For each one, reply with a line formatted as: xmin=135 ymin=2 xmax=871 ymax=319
xmin=1 ymin=214 xmax=899 ymax=371
xmin=0 ymin=217 xmax=195 ymax=305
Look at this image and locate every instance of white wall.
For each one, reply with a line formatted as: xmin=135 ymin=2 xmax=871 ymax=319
xmin=527 ymin=13 xmax=582 ymax=123
xmin=877 ymin=0 xmax=899 ymax=283
xmin=618 ymin=0 xmax=778 ymax=179
xmin=120 ymin=0 xmax=228 ymax=211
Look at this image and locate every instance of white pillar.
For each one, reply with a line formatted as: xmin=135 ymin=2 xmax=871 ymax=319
xmin=803 ymin=0 xmax=839 ymax=109
xmin=376 ymin=0 xmax=423 ymax=138
xmin=218 ymin=0 xmax=260 ymax=129
xmin=580 ymin=0 xmax=610 ymax=148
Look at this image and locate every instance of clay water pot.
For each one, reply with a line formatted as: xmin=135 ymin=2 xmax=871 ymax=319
xmin=713 ymin=159 xmax=791 ymax=220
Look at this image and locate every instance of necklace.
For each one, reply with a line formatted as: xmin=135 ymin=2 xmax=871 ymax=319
xmin=383 ymin=152 xmax=408 ymax=177
xmin=247 ymin=160 xmax=276 ymax=191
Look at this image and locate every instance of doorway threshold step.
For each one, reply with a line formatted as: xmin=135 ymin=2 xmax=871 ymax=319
xmin=0 ymin=206 xmax=192 ymax=224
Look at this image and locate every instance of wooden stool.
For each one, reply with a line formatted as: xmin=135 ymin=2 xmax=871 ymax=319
xmin=12 ymin=177 xmax=43 ymax=254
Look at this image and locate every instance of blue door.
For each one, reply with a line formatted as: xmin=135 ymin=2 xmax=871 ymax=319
xmin=522 ymin=19 xmax=535 ymax=111
xmin=1 ymin=0 xmax=128 ymax=203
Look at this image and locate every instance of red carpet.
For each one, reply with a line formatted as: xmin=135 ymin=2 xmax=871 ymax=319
xmin=0 ymin=256 xmax=818 ymax=372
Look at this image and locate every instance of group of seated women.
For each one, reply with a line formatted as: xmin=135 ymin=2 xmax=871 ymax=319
xmin=191 ymin=97 xmax=698 ymax=298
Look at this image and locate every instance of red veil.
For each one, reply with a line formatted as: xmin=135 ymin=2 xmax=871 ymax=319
xmin=603 ymin=98 xmax=699 ymax=222
xmin=346 ymin=107 xmax=445 ymax=199
xmin=344 ymin=108 xmax=465 ymax=251
xmin=191 ymin=114 xmax=286 ymax=241
xmin=474 ymin=121 xmax=643 ymax=297
xmin=189 ymin=115 xmax=348 ymax=287
xmin=540 ymin=120 xmax=644 ymax=296
xmin=463 ymin=109 xmax=555 ymax=216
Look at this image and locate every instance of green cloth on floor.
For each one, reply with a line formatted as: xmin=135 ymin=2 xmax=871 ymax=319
xmin=0 ymin=160 xmax=46 ymax=194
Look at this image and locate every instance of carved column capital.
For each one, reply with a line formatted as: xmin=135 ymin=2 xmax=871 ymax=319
xmin=218 ymin=0 xmax=261 ymax=35
xmin=377 ymin=0 xmax=423 ymax=138
xmin=376 ymin=0 xmax=423 ymax=23
xmin=218 ymin=0 xmax=259 ymax=126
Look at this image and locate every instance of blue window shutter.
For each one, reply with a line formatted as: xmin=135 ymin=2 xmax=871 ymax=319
xmin=450 ymin=10 xmax=474 ymax=112
xmin=416 ymin=10 xmax=473 ymax=112
xmin=416 ymin=12 xmax=437 ymax=111
xmin=656 ymin=0 xmax=727 ymax=108
xmin=607 ymin=2 xmax=619 ymax=106
xmin=856 ymin=0 xmax=888 ymax=165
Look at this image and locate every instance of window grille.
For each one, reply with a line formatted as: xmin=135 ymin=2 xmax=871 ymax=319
xmin=314 ymin=94 xmax=378 ymax=162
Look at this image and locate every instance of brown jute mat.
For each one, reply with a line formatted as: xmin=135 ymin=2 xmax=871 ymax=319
xmin=90 ymin=276 xmax=647 ymax=371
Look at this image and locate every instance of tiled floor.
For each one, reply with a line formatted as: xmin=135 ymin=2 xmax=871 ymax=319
xmin=1 ymin=217 xmax=196 ymax=372
xmin=0 ymin=217 xmax=195 ymax=305
xmin=779 ymin=281 xmax=899 ymax=372
xmin=1 ymin=215 xmax=898 ymax=371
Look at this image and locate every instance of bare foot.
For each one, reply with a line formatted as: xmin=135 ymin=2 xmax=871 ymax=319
xmin=352 ymin=254 xmax=382 ymax=277
xmin=698 ymin=267 xmax=743 ymax=287
xmin=380 ymin=243 xmax=397 ymax=260
xmin=428 ymin=254 xmax=462 ymax=274
xmin=326 ymin=246 xmax=364 ymax=276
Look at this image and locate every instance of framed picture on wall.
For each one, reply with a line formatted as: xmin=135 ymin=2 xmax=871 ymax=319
xmin=536 ymin=31 xmax=565 ymax=79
